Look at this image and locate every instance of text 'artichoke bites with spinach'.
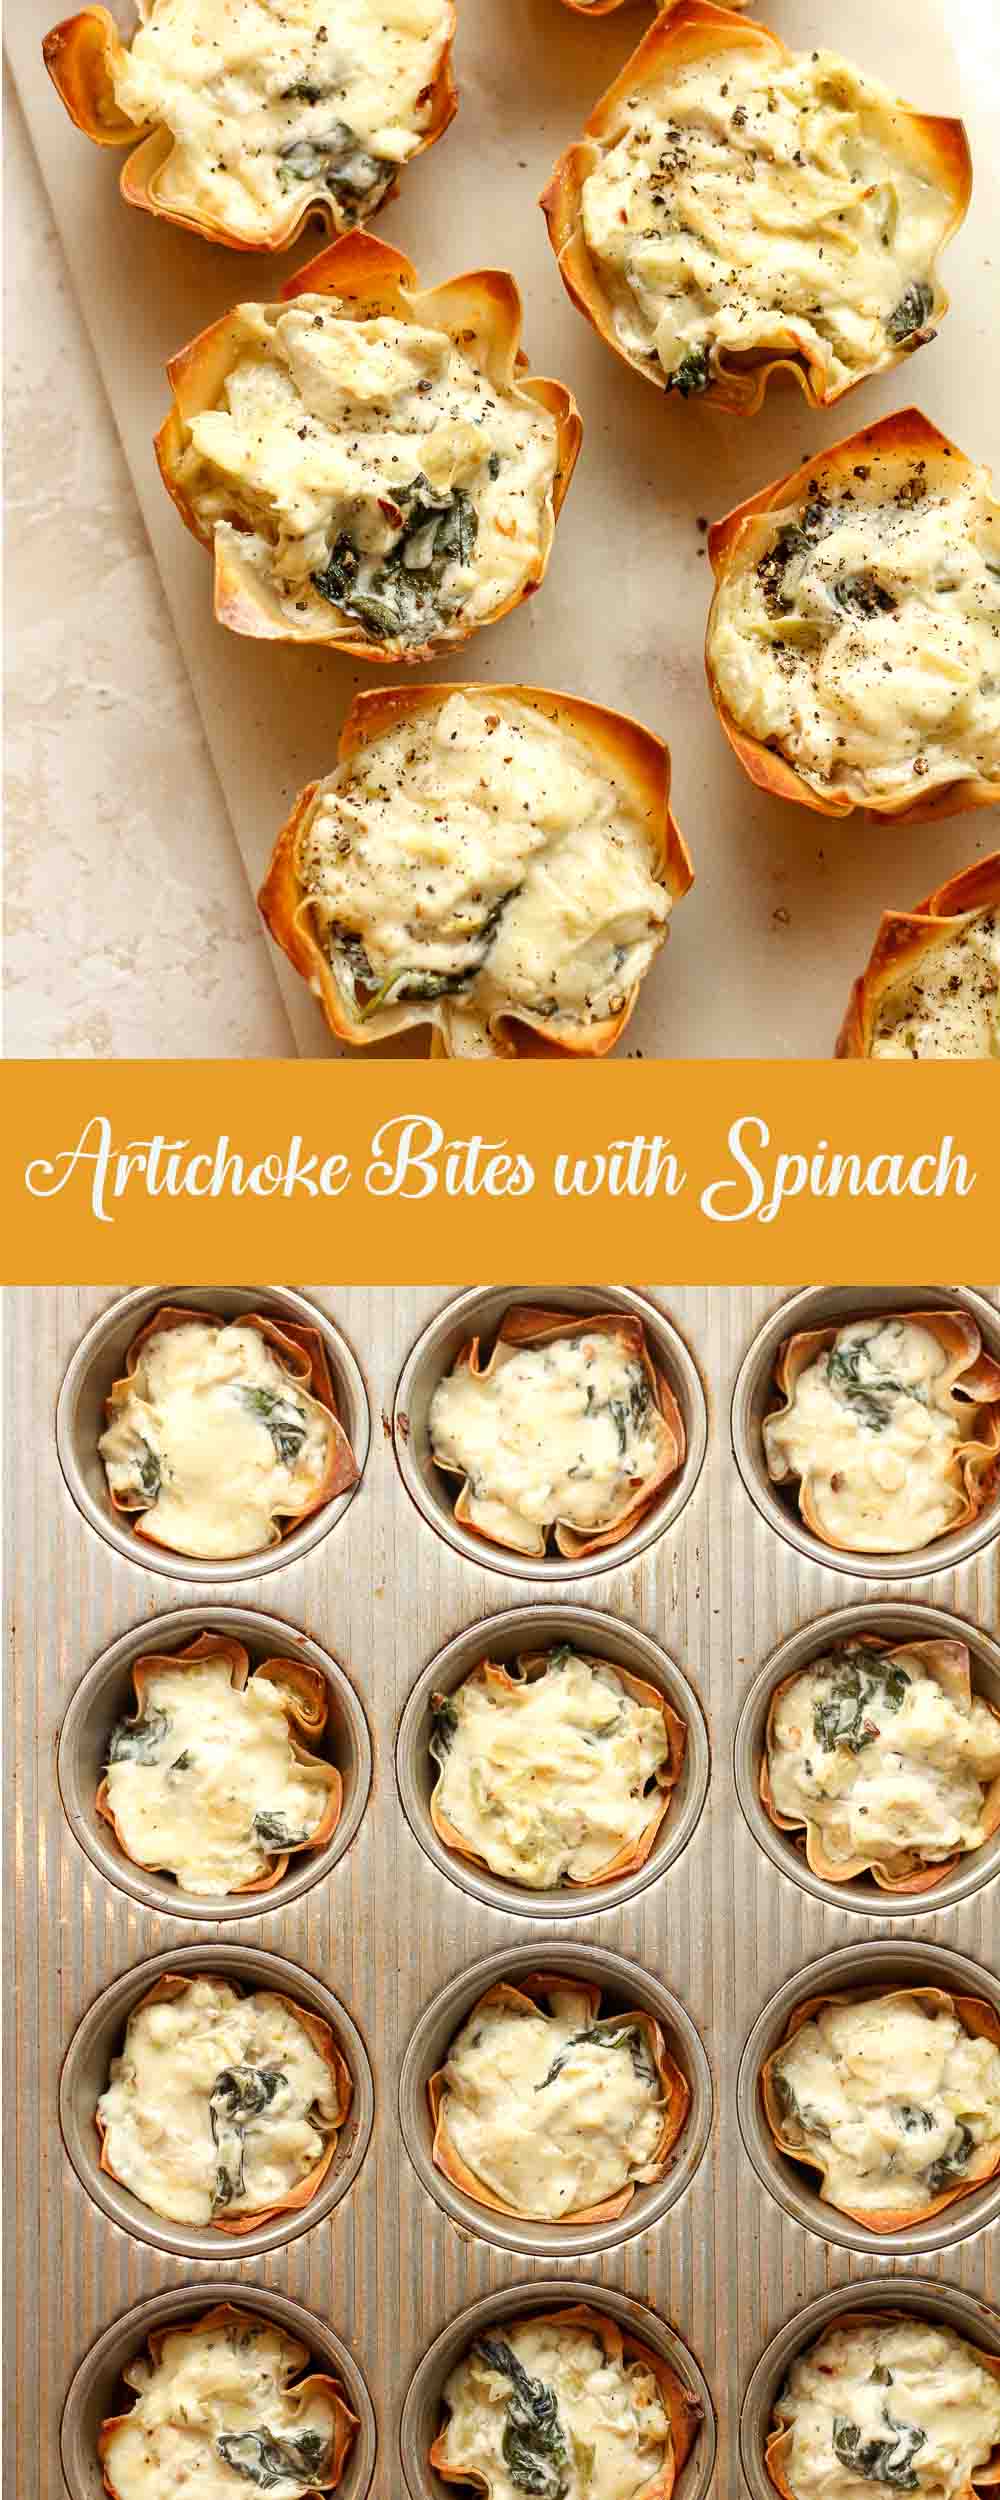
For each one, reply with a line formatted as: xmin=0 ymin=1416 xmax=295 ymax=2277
xmin=432 ymin=2308 xmax=703 ymax=2500
xmin=542 ymin=1 xmax=970 ymax=415
xmin=156 ymin=233 xmax=581 ymax=661
xmin=99 ymin=1632 xmax=343 ymax=1895
xmin=762 ymin=1634 xmax=1000 ymax=1895
xmin=97 ymin=1305 xmax=358 ymax=1561
xmin=427 ymin=1306 xmax=687 ymax=1560
xmin=43 ymin=0 xmax=457 ymax=253
xmin=259 ymin=686 xmax=693 ymax=1060
xmin=838 ymin=854 xmax=1000 ymax=1059
xmin=98 ymin=2307 xmax=358 ymax=2499
xmin=706 ymin=412 xmax=1000 ymax=821
xmin=764 ymin=2314 xmax=1000 ymax=2500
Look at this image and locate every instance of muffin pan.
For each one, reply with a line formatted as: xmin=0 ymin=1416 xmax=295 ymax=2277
xmin=8 ymin=1285 xmax=999 ymax=2493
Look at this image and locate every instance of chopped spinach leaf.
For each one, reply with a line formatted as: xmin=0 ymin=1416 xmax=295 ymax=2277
xmin=353 ymin=886 xmax=519 ymax=1018
xmin=926 ymin=2121 xmax=974 ymax=2195
xmin=756 ymin=500 xmax=830 ymax=614
xmin=107 ymin=1706 xmax=169 ymax=1766
xmin=832 ymin=2412 xmax=926 ymax=2489
xmin=216 ymin=2426 xmax=330 ymax=2489
xmin=472 ymin=2338 xmax=570 ymax=2499
xmin=312 ymin=473 xmax=478 ymax=644
xmin=893 ymin=2102 xmax=934 ymax=2135
xmin=169 ymin=1749 xmax=193 ymax=1773
xmin=667 ymin=345 xmax=710 ymax=398
xmin=831 ymin=571 xmax=897 ymax=620
xmin=237 ymin=1386 xmax=308 ymax=1469
xmin=136 ymin=1439 xmax=162 ymax=1500
xmin=886 ymin=280 xmax=935 ymax=346
xmin=430 ymin=1693 xmax=459 ymax=1769
xmin=210 ymin=2063 xmax=284 ymax=2209
xmin=280 ymin=78 xmax=327 ymax=103
xmin=253 ymin=1809 xmax=308 ymax=1850
xmin=826 ymin=1335 xmax=914 ymax=1432
xmin=812 ymin=1651 xmax=910 ymax=1755
xmin=276 ymin=118 xmax=392 ymax=214
xmin=536 ymin=2017 xmax=655 ymax=2093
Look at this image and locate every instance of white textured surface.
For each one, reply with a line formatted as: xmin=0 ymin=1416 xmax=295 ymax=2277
xmin=4 ymin=4 xmax=999 ymax=1058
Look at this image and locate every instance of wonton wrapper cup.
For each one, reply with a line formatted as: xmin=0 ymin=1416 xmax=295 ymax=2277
xmin=428 ymin=1972 xmax=689 ymax=2225
xmin=542 ymin=7 xmax=970 ymax=415
xmin=761 ymin=1983 xmax=1000 ymax=2233
xmin=707 ymin=410 xmax=1000 ymax=822
xmin=100 ymin=1302 xmax=359 ymax=1558
xmin=96 ymin=1629 xmax=344 ymax=1895
xmin=738 ymin=2281 xmax=1000 ymax=2500
xmin=761 ymin=1633 xmax=1000 ymax=1895
xmin=764 ymin=1306 xmax=1000 ymax=1557
xmin=429 ymin=1649 xmax=686 ymax=1888
xmin=429 ymin=2303 xmax=702 ymax=2499
xmin=763 ymin=2307 xmax=1000 ymax=2500
xmin=156 ymin=232 xmax=582 ymax=661
xmin=42 ymin=2 xmax=457 ymax=254
xmin=430 ymin=1305 xmax=687 ymax=1561
xmin=95 ymin=1968 xmax=353 ymax=2236
xmin=259 ymin=682 xmax=693 ymax=1059
xmin=98 ymin=2302 xmax=359 ymax=2499
xmin=837 ymin=851 xmax=1000 ymax=1057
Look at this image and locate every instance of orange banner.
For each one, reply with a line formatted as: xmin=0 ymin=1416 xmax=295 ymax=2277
xmin=1 ymin=1060 xmax=996 ymax=1284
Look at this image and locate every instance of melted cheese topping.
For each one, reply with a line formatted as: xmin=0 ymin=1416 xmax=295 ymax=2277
xmin=104 ymin=1656 xmax=332 ymax=1895
xmin=776 ymin=2318 xmax=1000 ymax=2500
xmin=581 ymin=46 xmax=955 ymax=402
xmin=763 ymin=1318 xmax=976 ymax=1553
xmin=102 ymin=2314 xmax=342 ymax=2500
xmin=432 ymin=1650 xmax=670 ymax=1889
xmin=439 ymin=1986 xmax=664 ymax=2217
xmin=179 ymin=301 xmax=559 ymax=647
xmin=98 ymin=1977 xmax=341 ymax=2225
xmin=300 ymin=692 xmax=670 ymax=1049
xmin=871 ymin=909 xmax=1000 ymax=1057
xmin=111 ymin=0 xmax=450 ymax=245
xmin=768 ymin=1642 xmax=1000 ymax=1878
xmin=440 ymin=2318 xmax=671 ymax=2500
xmin=772 ymin=1993 xmax=1000 ymax=2219
xmin=429 ymin=1332 xmax=670 ymax=1552
xmin=710 ymin=456 xmax=1000 ymax=805
xmin=98 ymin=1319 xmax=334 ymax=1559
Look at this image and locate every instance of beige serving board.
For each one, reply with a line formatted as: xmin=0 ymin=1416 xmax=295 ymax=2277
xmin=5 ymin=0 xmax=1000 ymax=1057
xmin=4 ymin=1283 xmax=999 ymax=2496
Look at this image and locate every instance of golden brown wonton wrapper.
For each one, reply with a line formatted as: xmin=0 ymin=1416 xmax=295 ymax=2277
xmin=430 ymin=2303 xmax=702 ymax=2499
xmin=429 ymin=1971 xmax=690 ymax=2221
xmin=258 ymin=681 xmax=693 ymax=1060
xmin=541 ymin=6 xmax=970 ymax=414
xmin=430 ymin=1647 xmax=687 ymax=1886
xmin=837 ymin=852 xmax=1000 ymax=1057
xmin=96 ymin=1970 xmax=353 ymax=2234
xmin=765 ymin=1308 xmax=1000 ymax=1554
xmin=765 ymin=2310 xmax=1000 ymax=2500
xmin=97 ymin=1629 xmax=343 ymax=1894
xmin=761 ymin=1633 xmax=1000 ymax=1895
xmin=431 ymin=1305 xmax=687 ymax=1559
xmin=761 ymin=1984 xmax=1000 ymax=2231
xmin=42 ymin=2 xmax=457 ymax=254
xmin=706 ymin=409 xmax=1000 ymax=822
xmin=98 ymin=2303 xmax=358 ymax=2499
xmin=100 ymin=1302 xmax=358 ymax=1556
xmin=155 ymin=231 xmax=582 ymax=661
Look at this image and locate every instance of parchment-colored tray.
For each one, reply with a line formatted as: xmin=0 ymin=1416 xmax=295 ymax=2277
xmin=4 ymin=1284 xmax=999 ymax=2496
xmin=6 ymin=0 xmax=999 ymax=1056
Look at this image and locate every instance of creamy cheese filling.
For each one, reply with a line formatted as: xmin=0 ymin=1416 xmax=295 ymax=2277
xmin=98 ymin=1977 xmax=341 ymax=2225
xmin=768 ymin=1642 xmax=1000 ymax=1876
xmin=300 ymin=692 xmax=670 ymax=1047
xmin=104 ymin=1657 xmax=332 ymax=1895
xmin=580 ymin=46 xmax=954 ymax=401
xmin=98 ymin=1318 xmax=333 ymax=1559
xmin=871 ymin=909 xmax=1000 ymax=1058
xmin=111 ymin=0 xmax=450 ymax=243
xmin=776 ymin=2318 xmax=1000 ymax=2500
xmin=178 ymin=303 xmax=559 ymax=644
xmin=429 ymin=1332 xmax=669 ymax=1552
xmin=771 ymin=1993 xmax=1000 ymax=2218
xmin=710 ymin=461 xmax=1000 ymax=803
xmin=439 ymin=1986 xmax=664 ymax=2217
xmin=763 ymin=1318 xmax=976 ymax=1553
xmin=432 ymin=1650 xmax=670 ymax=1889
xmin=101 ymin=2314 xmax=342 ymax=2500
xmin=440 ymin=2319 xmax=671 ymax=2500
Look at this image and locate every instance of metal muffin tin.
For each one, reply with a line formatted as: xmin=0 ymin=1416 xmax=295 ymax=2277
xmin=737 ymin=1937 xmax=1000 ymax=2259
xmin=6 ymin=1286 xmax=999 ymax=2497
xmin=59 ymin=1939 xmax=375 ymax=2260
xmin=56 ymin=1603 xmax=373 ymax=1920
xmin=734 ymin=1598 xmax=1000 ymax=1917
xmin=55 ymin=1282 xmax=371 ymax=1581
xmin=732 ymin=1282 xmax=1000 ymax=1581
xmin=395 ymin=1603 xmax=711 ymax=1919
xmin=392 ymin=1284 xmax=709 ymax=1582
xmin=398 ymin=1938 xmax=712 ymax=2259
